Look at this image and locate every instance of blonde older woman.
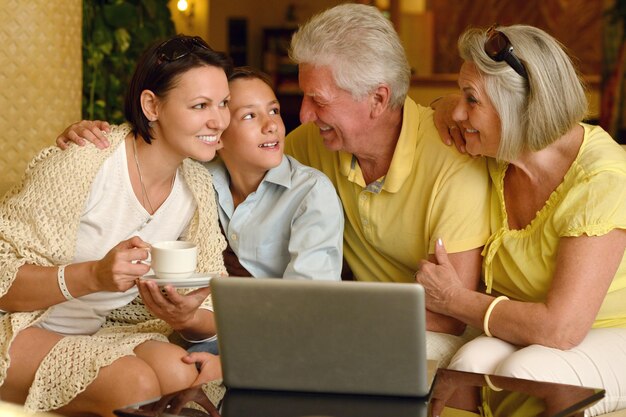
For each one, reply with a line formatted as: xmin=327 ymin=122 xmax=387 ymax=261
xmin=419 ymin=25 xmax=626 ymax=416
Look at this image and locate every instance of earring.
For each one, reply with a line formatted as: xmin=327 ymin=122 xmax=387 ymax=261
xmin=148 ymin=120 xmax=156 ymax=128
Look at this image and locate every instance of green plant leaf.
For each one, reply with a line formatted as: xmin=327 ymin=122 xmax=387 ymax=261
xmin=83 ymin=0 xmax=175 ymax=123
xmin=114 ymin=28 xmax=131 ymax=53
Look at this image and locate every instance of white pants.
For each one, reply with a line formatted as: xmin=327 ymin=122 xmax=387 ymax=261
xmin=426 ymin=326 xmax=480 ymax=368
xmin=448 ymin=328 xmax=626 ymax=416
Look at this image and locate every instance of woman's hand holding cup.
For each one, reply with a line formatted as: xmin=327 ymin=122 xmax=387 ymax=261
xmin=93 ymin=236 xmax=151 ymax=292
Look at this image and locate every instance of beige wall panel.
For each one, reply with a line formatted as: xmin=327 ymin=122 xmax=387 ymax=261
xmin=0 ymin=0 xmax=82 ymax=192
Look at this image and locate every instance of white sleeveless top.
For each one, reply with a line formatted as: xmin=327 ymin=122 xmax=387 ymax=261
xmin=36 ymin=142 xmax=196 ymax=335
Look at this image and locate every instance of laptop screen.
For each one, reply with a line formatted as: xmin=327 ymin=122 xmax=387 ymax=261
xmin=211 ymin=277 xmax=432 ymax=397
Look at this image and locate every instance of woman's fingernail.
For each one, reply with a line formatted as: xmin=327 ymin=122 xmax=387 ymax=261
xmin=437 ymin=238 xmax=443 ymax=246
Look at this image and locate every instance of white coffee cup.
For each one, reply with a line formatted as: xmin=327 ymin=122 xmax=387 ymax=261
xmin=150 ymin=241 xmax=197 ymax=279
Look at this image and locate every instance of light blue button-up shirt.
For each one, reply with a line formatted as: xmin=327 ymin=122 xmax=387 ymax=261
xmin=206 ymin=155 xmax=343 ymax=280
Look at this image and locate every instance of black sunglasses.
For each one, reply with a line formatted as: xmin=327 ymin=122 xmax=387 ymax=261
xmin=484 ymin=25 xmax=529 ymax=80
xmin=156 ymin=36 xmax=212 ymax=64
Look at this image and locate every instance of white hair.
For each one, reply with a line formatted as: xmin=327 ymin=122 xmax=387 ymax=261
xmin=290 ymin=3 xmax=411 ymax=109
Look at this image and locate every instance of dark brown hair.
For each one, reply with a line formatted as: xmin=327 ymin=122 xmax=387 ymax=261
xmin=124 ymin=35 xmax=233 ymax=144
xmin=228 ymin=66 xmax=273 ymax=88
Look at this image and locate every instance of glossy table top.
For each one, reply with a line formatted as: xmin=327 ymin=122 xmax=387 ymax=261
xmin=114 ymin=368 xmax=604 ymax=417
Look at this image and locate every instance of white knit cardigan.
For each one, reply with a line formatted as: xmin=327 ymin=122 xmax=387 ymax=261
xmin=0 ymin=124 xmax=226 ymax=411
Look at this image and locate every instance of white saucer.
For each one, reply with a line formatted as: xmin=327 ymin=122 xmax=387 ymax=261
xmin=140 ymin=273 xmax=218 ymax=288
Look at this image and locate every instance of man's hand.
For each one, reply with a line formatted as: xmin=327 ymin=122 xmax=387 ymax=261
xmin=56 ymin=120 xmax=111 ymax=150
xmin=432 ymin=94 xmax=467 ymax=153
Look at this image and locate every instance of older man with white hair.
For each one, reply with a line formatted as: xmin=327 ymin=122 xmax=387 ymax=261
xmin=284 ymin=3 xmax=490 ymax=365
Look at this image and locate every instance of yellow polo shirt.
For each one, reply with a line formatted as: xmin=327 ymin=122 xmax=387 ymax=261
xmin=285 ymin=98 xmax=490 ymax=282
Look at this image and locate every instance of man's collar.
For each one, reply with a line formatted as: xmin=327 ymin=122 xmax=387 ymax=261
xmin=339 ymin=97 xmax=420 ymax=193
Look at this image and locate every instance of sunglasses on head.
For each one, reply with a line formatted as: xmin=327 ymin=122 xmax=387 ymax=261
xmin=484 ymin=25 xmax=529 ymax=80
xmin=156 ymin=36 xmax=212 ymax=64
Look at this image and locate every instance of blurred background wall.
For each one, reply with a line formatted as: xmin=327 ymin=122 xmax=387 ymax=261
xmin=170 ymin=0 xmax=607 ymax=134
xmin=0 ymin=0 xmax=621 ymax=199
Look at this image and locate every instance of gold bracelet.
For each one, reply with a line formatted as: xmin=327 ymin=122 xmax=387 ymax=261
xmin=483 ymin=295 xmax=509 ymax=337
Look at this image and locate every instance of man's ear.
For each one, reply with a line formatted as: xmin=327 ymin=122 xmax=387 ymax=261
xmin=140 ymin=90 xmax=159 ymax=122
xmin=370 ymin=84 xmax=391 ymax=118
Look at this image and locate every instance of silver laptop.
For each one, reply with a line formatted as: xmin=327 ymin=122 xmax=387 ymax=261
xmin=211 ymin=277 xmax=436 ymax=397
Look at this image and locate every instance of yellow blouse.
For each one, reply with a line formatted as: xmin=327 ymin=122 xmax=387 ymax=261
xmin=482 ymin=123 xmax=626 ymax=328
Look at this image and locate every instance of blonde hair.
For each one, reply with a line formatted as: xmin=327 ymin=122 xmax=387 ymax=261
xmin=458 ymin=25 xmax=587 ymax=161
xmin=289 ymin=3 xmax=410 ymax=109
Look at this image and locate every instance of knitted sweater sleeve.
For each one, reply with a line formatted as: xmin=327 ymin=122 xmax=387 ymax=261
xmin=0 ymin=126 xmax=127 ymax=297
xmin=180 ymin=158 xmax=227 ymax=276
